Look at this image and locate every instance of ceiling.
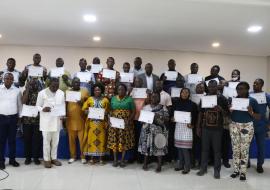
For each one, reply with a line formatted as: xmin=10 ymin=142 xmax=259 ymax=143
xmin=0 ymin=0 xmax=270 ymax=56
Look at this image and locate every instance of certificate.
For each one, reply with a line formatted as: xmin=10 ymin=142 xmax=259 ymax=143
xmin=165 ymin=71 xmax=178 ymax=81
xmin=138 ymin=110 xmax=155 ymax=124
xmin=50 ymin=104 xmax=66 ymax=117
xmin=66 ymin=91 xmax=81 ymax=102
xmin=187 ymin=74 xmax=203 ymax=84
xmin=171 ymin=87 xmax=182 ymax=98
xmin=250 ymin=92 xmax=267 ymax=104
xmin=131 ymin=88 xmax=147 ymax=99
xmin=223 ymin=86 xmax=237 ymax=98
xmin=191 ymin=94 xmax=204 ymax=105
xmin=50 ymin=67 xmax=65 ymax=77
xmin=110 ymin=117 xmax=125 ymax=129
xmin=28 ymin=66 xmax=43 ymax=77
xmin=174 ymin=111 xmax=191 ymax=124
xmin=201 ymin=95 xmax=217 ymax=108
xmin=205 ymin=78 xmax=219 ymax=86
xmin=231 ymin=98 xmax=249 ymax=111
xmin=228 ymin=82 xmax=239 ymax=89
xmin=21 ymin=104 xmax=39 ymax=117
xmin=76 ymin=72 xmax=92 ymax=83
xmin=88 ymin=107 xmax=105 ymax=120
xmin=102 ymin=69 xmax=116 ymax=79
xmin=91 ymin=64 xmax=103 ymax=73
xmin=120 ymin=72 xmax=134 ymax=83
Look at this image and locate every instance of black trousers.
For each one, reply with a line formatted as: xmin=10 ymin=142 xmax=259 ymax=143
xmin=23 ymin=124 xmax=42 ymax=159
xmin=200 ymin=128 xmax=222 ymax=172
xmin=0 ymin=114 xmax=18 ymax=163
xmin=134 ymin=120 xmax=143 ymax=162
xmin=166 ymin=122 xmax=176 ymax=162
xmin=222 ymin=128 xmax=231 ymax=163
xmin=176 ymin=148 xmax=191 ymax=171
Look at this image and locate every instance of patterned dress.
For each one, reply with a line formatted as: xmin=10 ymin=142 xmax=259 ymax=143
xmin=107 ymin=96 xmax=135 ymax=152
xmin=138 ymin=104 xmax=169 ymax=156
xmin=82 ymin=96 xmax=110 ymax=156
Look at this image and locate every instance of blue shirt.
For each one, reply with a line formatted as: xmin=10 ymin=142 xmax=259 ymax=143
xmin=231 ymin=97 xmax=260 ymax=123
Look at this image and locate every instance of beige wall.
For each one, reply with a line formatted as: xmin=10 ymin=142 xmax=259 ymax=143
xmin=0 ymin=45 xmax=268 ymax=91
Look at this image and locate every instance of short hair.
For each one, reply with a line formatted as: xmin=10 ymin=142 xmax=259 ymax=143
xmin=236 ymin=81 xmax=250 ymax=91
xmin=117 ymin=83 xmax=127 ymax=92
xmin=168 ymin=59 xmax=175 ymax=64
xmin=256 ymin=78 xmax=264 ymax=86
xmin=123 ymin=62 xmax=130 ymax=67
xmin=50 ymin=77 xmax=59 ymax=83
xmin=212 ymin=65 xmax=220 ymax=72
xmin=92 ymin=82 xmax=105 ymax=95
xmin=4 ymin=72 xmax=14 ymax=78
xmin=79 ymin=58 xmax=87 ymax=63
xmin=7 ymin=58 xmax=16 ymax=63
xmin=108 ymin=57 xmax=115 ymax=63
xmin=191 ymin=62 xmax=198 ymax=67
xmin=93 ymin=57 xmax=100 ymax=64
xmin=135 ymin=57 xmax=142 ymax=62
xmin=151 ymin=91 xmax=161 ymax=103
xmin=232 ymin=69 xmax=240 ymax=76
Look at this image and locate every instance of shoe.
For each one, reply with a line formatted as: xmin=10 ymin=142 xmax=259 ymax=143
xmin=239 ymin=173 xmax=246 ymax=181
xmin=112 ymin=161 xmax=118 ymax=167
xmin=214 ymin=171 xmax=220 ymax=179
xmin=223 ymin=162 xmax=231 ymax=168
xmin=51 ymin=159 xmax=62 ymax=166
xmin=44 ymin=161 xmax=52 ymax=168
xmin=81 ymin=159 xmax=87 ymax=164
xmin=174 ymin=167 xmax=183 ymax=171
xmin=25 ymin=158 xmax=32 ymax=165
xmin=68 ymin=158 xmax=76 ymax=164
xmin=257 ymin=166 xmax=264 ymax=173
xmin=155 ymin=166 xmax=162 ymax=173
xmin=120 ymin=162 xmax=126 ymax=168
xmin=230 ymin=171 xmax=239 ymax=178
xmin=34 ymin=159 xmax=41 ymax=165
xmin=9 ymin=160 xmax=20 ymax=167
xmin=196 ymin=170 xmax=207 ymax=176
xmin=182 ymin=170 xmax=190 ymax=174
xmin=0 ymin=162 xmax=5 ymax=170
xmin=99 ymin=160 xmax=105 ymax=165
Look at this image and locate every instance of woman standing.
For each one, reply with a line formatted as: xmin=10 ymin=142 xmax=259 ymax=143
xmin=230 ymin=82 xmax=260 ymax=181
xmin=107 ymin=84 xmax=135 ymax=167
xmin=172 ymin=88 xmax=198 ymax=174
xmin=82 ymin=83 xmax=110 ymax=164
xmin=138 ymin=92 xmax=170 ymax=172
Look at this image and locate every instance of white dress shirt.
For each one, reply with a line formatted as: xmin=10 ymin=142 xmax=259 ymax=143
xmin=36 ymin=88 xmax=65 ymax=132
xmin=146 ymin=74 xmax=154 ymax=91
xmin=0 ymin=85 xmax=22 ymax=115
xmin=160 ymin=90 xmax=172 ymax=107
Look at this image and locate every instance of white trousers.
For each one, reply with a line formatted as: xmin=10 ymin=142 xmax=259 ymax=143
xmin=42 ymin=131 xmax=60 ymax=161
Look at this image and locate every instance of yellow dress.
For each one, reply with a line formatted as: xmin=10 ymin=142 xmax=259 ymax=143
xmin=82 ymin=96 xmax=110 ymax=156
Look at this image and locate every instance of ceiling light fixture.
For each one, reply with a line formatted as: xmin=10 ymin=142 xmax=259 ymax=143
xmin=83 ymin=14 xmax=97 ymax=23
xmin=93 ymin=36 xmax=101 ymax=41
xmin=212 ymin=42 xmax=220 ymax=48
xmin=247 ymin=25 xmax=262 ymax=33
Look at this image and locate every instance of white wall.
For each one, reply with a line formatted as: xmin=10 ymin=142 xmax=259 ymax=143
xmin=0 ymin=45 xmax=268 ymax=91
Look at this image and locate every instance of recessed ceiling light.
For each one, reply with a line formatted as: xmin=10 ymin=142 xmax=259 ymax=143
xmin=212 ymin=42 xmax=220 ymax=48
xmin=247 ymin=25 xmax=262 ymax=33
xmin=0 ymin=34 xmax=2 ymax=38
xmin=83 ymin=14 xmax=97 ymax=23
xmin=93 ymin=36 xmax=101 ymax=41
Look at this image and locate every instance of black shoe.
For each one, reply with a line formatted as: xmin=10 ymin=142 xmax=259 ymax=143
xmin=223 ymin=162 xmax=231 ymax=168
xmin=174 ymin=167 xmax=183 ymax=171
xmin=240 ymin=173 xmax=246 ymax=181
xmin=247 ymin=161 xmax=251 ymax=168
xmin=9 ymin=160 xmax=20 ymax=167
xmin=230 ymin=171 xmax=239 ymax=178
xmin=182 ymin=170 xmax=190 ymax=174
xmin=214 ymin=171 xmax=220 ymax=179
xmin=0 ymin=162 xmax=5 ymax=170
xmin=196 ymin=170 xmax=207 ymax=176
xmin=34 ymin=159 xmax=41 ymax=165
xmin=256 ymin=166 xmax=264 ymax=173
xmin=25 ymin=158 xmax=32 ymax=165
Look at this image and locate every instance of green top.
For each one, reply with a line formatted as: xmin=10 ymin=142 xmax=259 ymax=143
xmin=111 ymin=95 xmax=135 ymax=110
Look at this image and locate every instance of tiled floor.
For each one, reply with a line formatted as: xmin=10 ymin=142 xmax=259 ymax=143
xmin=0 ymin=159 xmax=269 ymax=190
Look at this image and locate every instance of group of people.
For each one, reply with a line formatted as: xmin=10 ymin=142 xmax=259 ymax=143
xmin=0 ymin=54 xmax=269 ymax=182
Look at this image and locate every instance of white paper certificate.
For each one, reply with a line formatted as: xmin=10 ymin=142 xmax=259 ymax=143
xmin=223 ymin=86 xmax=237 ymax=98
xmin=50 ymin=67 xmax=65 ymax=77
xmin=187 ymin=74 xmax=203 ymax=84
xmin=138 ymin=110 xmax=155 ymax=124
xmin=110 ymin=117 xmax=125 ymax=129
xmin=120 ymin=72 xmax=134 ymax=83
xmin=165 ymin=71 xmax=178 ymax=81
xmin=191 ymin=94 xmax=204 ymax=105
xmin=250 ymin=92 xmax=267 ymax=104
xmin=50 ymin=104 xmax=66 ymax=117
xmin=28 ymin=66 xmax=43 ymax=77
xmin=91 ymin=64 xmax=103 ymax=73
xmin=102 ymin=69 xmax=116 ymax=79
xmin=171 ymin=87 xmax=182 ymax=98
xmin=131 ymin=88 xmax=147 ymax=99
xmin=228 ymin=82 xmax=239 ymax=89
xmin=201 ymin=95 xmax=217 ymax=108
xmin=66 ymin=91 xmax=81 ymax=102
xmin=231 ymin=98 xmax=249 ymax=111
xmin=88 ymin=107 xmax=105 ymax=120
xmin=205 ymin=78 xmax=219 ymax=86
xmin=174 ymin=111 xmax=191 ymax=124
xmin=21 ymin=104 xmax=39 ymax=117
xmin=76 ymin=72 xmax=92 ymax=83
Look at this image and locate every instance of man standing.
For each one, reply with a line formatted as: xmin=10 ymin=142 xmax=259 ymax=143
xmin=0 ymin=58 xmax=22 ymax=88
xmin=138 ymin=63 xmax=159 ymax=92
xmin=131 ymin=57 xmax=145 ymax=77
xmin=36 ymin=78 xmax=65 ymax=168
xmin=185 ymin=63 xmax=204 ymax=94
xmin=0 ymin=73 xmax=22 ymax=169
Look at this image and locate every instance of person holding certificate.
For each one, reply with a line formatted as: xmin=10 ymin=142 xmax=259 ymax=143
xmin=82 ymin=83 xmax=110 ymax=164
xmin=171 ymin=88 xmax=198 ymax=174
xmin=160 ymin=59 xmax=185 ymax=93
xmin=248 ymin=78 xmax=270 ymax=173
xmin=21 ymin=78 xmax=42 ymax=165
xmin=197 ymin=80 xmax=229 ymax=179
xmin=36 ymin=78 xmax=65 ymax=168
xmin=120 ymin=62 xmax=133 ymax=95
xmin=204 ymin=65 xmax=225 ymax=93
xmin=107 ymin=84 xmax=135 ymax=167
xmin=66 ymin=78 xmax=89 ymax=164
xmin=184 ymin=63 xmax=203 ymax=94
xmin=90 ymin=57 xmax=102 ymax=81
xmin=138 ymin=92 xmax=169 ymax=172
xmin=73 ymin=58 xmax=96 ymax=94
xmin=0 ymin=58 xmax=22 ymax=88
xmin=229 ymin=82 xmax=261 ymax=181
xmin=97 ymin=57 xmax=120 ymax=99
